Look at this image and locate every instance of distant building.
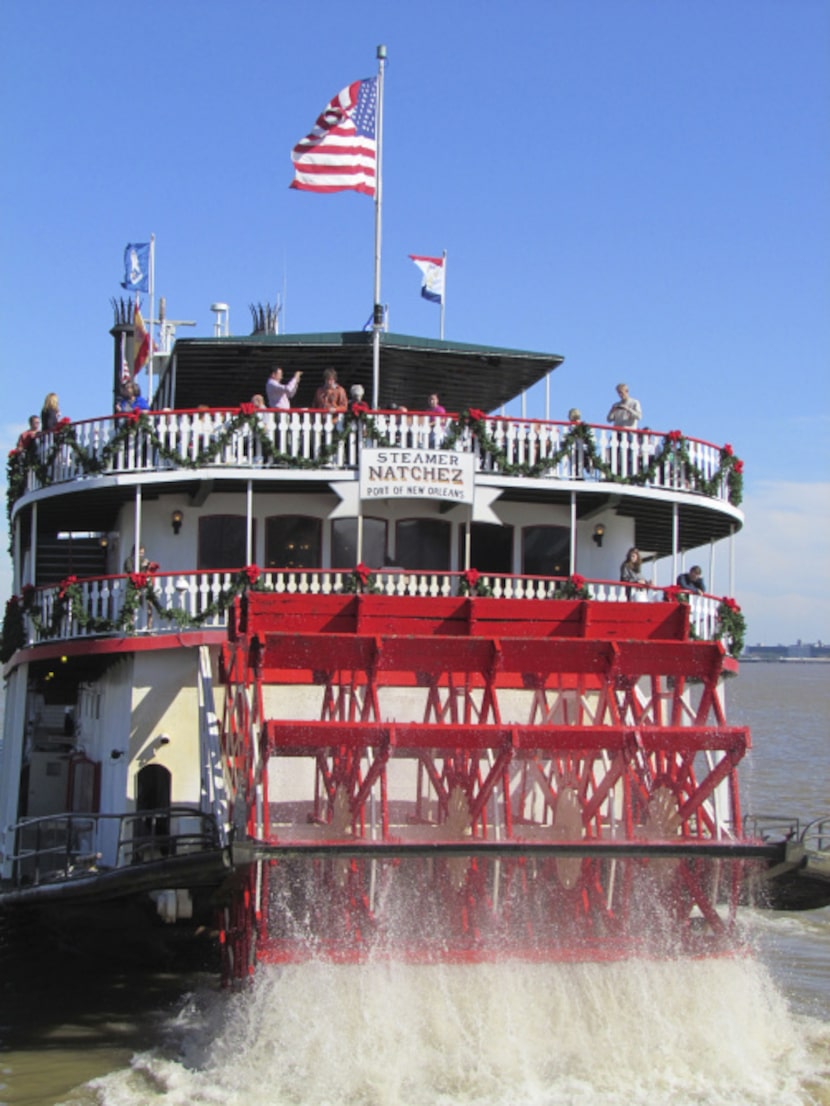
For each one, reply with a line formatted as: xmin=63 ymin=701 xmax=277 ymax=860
xmin=743 ymin=642 xmax=830 ymax=661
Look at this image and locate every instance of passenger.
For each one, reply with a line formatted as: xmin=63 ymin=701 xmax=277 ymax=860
xmin=677 ymin=565 xmax=705 ymax=593
xmin=266 ymin=366 xmax=302 ymax=409
xmin=16 ymin=415 xmax=40 ymax=449
xmin=250 ymin=393 xmax=266 ymax=410
xmin=114 ymin=380 xmax=134 ymax=412
xmin=41 ymin=393 xmax=61 ymax=431
xmin=124 ymin=545 xmax=152 ymax=573
xmin=313 ymin=369 xmax=348 ymax=413
xmin=567 ymin=408 xmax=584 ymax=476
xmin=620 ymin=547 xmax=647 ymax=597
xmin=427 ymin=393 xmax=446 ymax=415
xmin=350 ymin=383 xmax=365 ymax=404
xmin=606 ymin=383 xmax=641 ymax=429
xmin=131 ymin=382 xmax=150 ymax=412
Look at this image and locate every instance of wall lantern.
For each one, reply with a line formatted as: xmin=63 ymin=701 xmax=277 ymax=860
xmin=171 ymin=509 xmax=184 ymax=535
xmin=592 ymin=523 xmax=605 ymax=548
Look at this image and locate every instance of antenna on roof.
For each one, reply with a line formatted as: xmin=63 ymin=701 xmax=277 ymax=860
xmin=211 ymin=302 xmax=229 ymax=337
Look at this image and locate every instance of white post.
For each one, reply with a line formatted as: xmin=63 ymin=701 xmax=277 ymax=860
xmin=246 ymin=480 xmax=253 ymax=563
xmin=13 ymin=515 xmax=20 ymax=594
xmin=570 ymin=492 xmax=577 ymax=572
xmin=147 ymin=234 xmax=156 ymax=404
xmin=371 ymin=45 xmax=387 ymax=410
xmin=30 ymin=502 xmax=37 ymax=588
xmin=133 ymin=485 xmax=142 ymax=567
xmin=729 ymin=525 xmax=736 ymax=596
xmin=464 ymin=510 xmax=471 ymax=570
xmin=545 ymin=370 xmax=550 ymax=421
xmin=708 ymin=537 xmax=715 ymax=596
xmin=672 ymin=501 xmax=679 ymax=583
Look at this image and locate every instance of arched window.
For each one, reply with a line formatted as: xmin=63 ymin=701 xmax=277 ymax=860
xmin=198 ymin=515 xmax=251 ymax=570
xmin=331 ymin=518 xmax=388 ymax=568
xmin=395 ymin=518 xmax=451 ymax=571
xmin=459 ymin=522 xmax=514 ymax=575
xmin=265 ymin=516 xmax=322 ymax=570
xmin=522 ymin=525 xmax=570 ymax=578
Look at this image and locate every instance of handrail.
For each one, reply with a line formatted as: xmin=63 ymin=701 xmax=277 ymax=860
xmin=8 ymin=806 xmax=221 ymax=887
xmin=10 ymin=410 xmax=738 ymax=507
xmin=18 ymin=569 xmax=725 ymax=648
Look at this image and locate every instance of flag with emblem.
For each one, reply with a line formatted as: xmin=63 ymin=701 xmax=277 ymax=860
xmin=121 ymin=243 xmax=150 ymax=293
xmin=409 ymin=255 xmax=445 ymax=304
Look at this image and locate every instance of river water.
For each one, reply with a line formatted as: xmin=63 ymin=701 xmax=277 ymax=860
xmin=1 ymin=664 xmax=828 ymax=1106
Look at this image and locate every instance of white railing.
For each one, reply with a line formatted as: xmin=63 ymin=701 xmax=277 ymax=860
xmin=16 ymin=411 xmax=731 ymax=503
xmin=21 ymin=571 xmax=722 ymax=647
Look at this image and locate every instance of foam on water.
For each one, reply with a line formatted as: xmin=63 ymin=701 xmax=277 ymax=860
xmin=82 ymin=955 xmax=829 ymax=1106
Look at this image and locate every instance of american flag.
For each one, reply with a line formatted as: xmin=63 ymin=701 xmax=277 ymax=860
xmin=290 ymin=78 xmax=377 ymax=196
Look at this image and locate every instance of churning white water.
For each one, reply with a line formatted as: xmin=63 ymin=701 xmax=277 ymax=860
xmin=83 ymin=955 xmax=829 ymax=1106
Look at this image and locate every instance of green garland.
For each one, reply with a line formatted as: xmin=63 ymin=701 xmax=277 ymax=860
xmin=342 ymin=563 xmax=382 ymax=594
xmin=555 ymin=574 xmax=593 ymax=600
xmin=1 ymin=567 xmax=265 ymax=657
xmin=441 ymin=413 xmax=744 ymax=506
xmin=457 ymin=569 xmax=495 ymax=597
xmin=6 ymin=409 xmax=744 ymax=529
xmin=715 ymin=598 xmax=746 ymax=658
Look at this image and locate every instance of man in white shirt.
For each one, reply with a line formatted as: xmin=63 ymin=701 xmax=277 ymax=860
xmin=606 ymin=383 xmax=642 ymax=428
xmin=266 ymin=366 xmax=302 ymax=409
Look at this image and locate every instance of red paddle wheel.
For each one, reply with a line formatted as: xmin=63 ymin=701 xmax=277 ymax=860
xmin=218 ymin=591 xmax=756 ymax=982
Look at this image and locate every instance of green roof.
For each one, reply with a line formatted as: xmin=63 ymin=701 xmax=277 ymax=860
xmin=161 ymin=330 xmax=564 ymax=413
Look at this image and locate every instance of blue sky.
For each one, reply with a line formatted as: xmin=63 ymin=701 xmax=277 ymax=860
xmin=1 ymin=0 xmax=828 ymax=644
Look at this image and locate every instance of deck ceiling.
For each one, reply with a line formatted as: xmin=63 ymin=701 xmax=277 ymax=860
xmin=501 ymin=487 xmax=739 ymax=555
xmin=161 ymin=331 xmax=564 ymax=414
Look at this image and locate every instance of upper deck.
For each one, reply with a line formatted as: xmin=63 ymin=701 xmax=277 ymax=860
xmin=3 ymin=328 xmax=745 ymax=664
xmin=9 ymin=407 xmax=742 ymax=546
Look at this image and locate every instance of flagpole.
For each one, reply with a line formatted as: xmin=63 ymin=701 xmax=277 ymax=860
xmin=147 ymin=233 xmax=156 ymax=403
xmin=371 ymin=45 xmax=387 ymax=410
xmin=440 ymin=249 xmax=447 ymax=340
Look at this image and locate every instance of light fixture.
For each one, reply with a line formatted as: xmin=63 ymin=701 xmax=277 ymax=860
xmin=99 ymin=534 xmax=109 ymax=549
xmin=592 ymin=523 xmax=605 ymax=548
xmin=171 ymin=509 xmax=184 ymax=535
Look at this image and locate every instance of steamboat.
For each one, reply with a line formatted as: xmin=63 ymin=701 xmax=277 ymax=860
xmin=2 ymin=301 xmax=828 ymax=982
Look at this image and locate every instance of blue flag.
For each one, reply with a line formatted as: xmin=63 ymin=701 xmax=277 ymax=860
xmin=121 ymin=243 xmax=150 ymax=292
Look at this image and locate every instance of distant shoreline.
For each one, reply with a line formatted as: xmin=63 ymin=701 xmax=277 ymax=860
xmin=741 ymin=657 xmax=829 ymax=664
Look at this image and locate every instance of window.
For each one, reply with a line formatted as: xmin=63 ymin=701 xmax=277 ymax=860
xmin=522 ymin=525 xmax=570 ymax=577
xmin=458 ymin=523 xmax=514 ymax=575
xmin=198 ymin=516 xmax=251 ymax=570
xmin=394 ymin=519 xmax=451 ymax=571
xmin=265 ymin=516 xmax=321 ymax=569
xmin=331 ymin=518 xmax=387 ymax=568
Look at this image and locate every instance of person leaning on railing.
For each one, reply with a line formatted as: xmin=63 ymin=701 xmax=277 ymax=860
xmin=620 ymin=547 xmax=647 ymax=599
xmin=677 ymin=565 xmax=705 ymax=593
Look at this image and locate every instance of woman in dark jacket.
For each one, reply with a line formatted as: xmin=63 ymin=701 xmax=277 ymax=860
xmin=41 ymin=392 xmax=61 ymax=431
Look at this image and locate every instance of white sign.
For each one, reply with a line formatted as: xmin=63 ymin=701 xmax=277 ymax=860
xmin=359 ymin=447 xmax=475 ymax=504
